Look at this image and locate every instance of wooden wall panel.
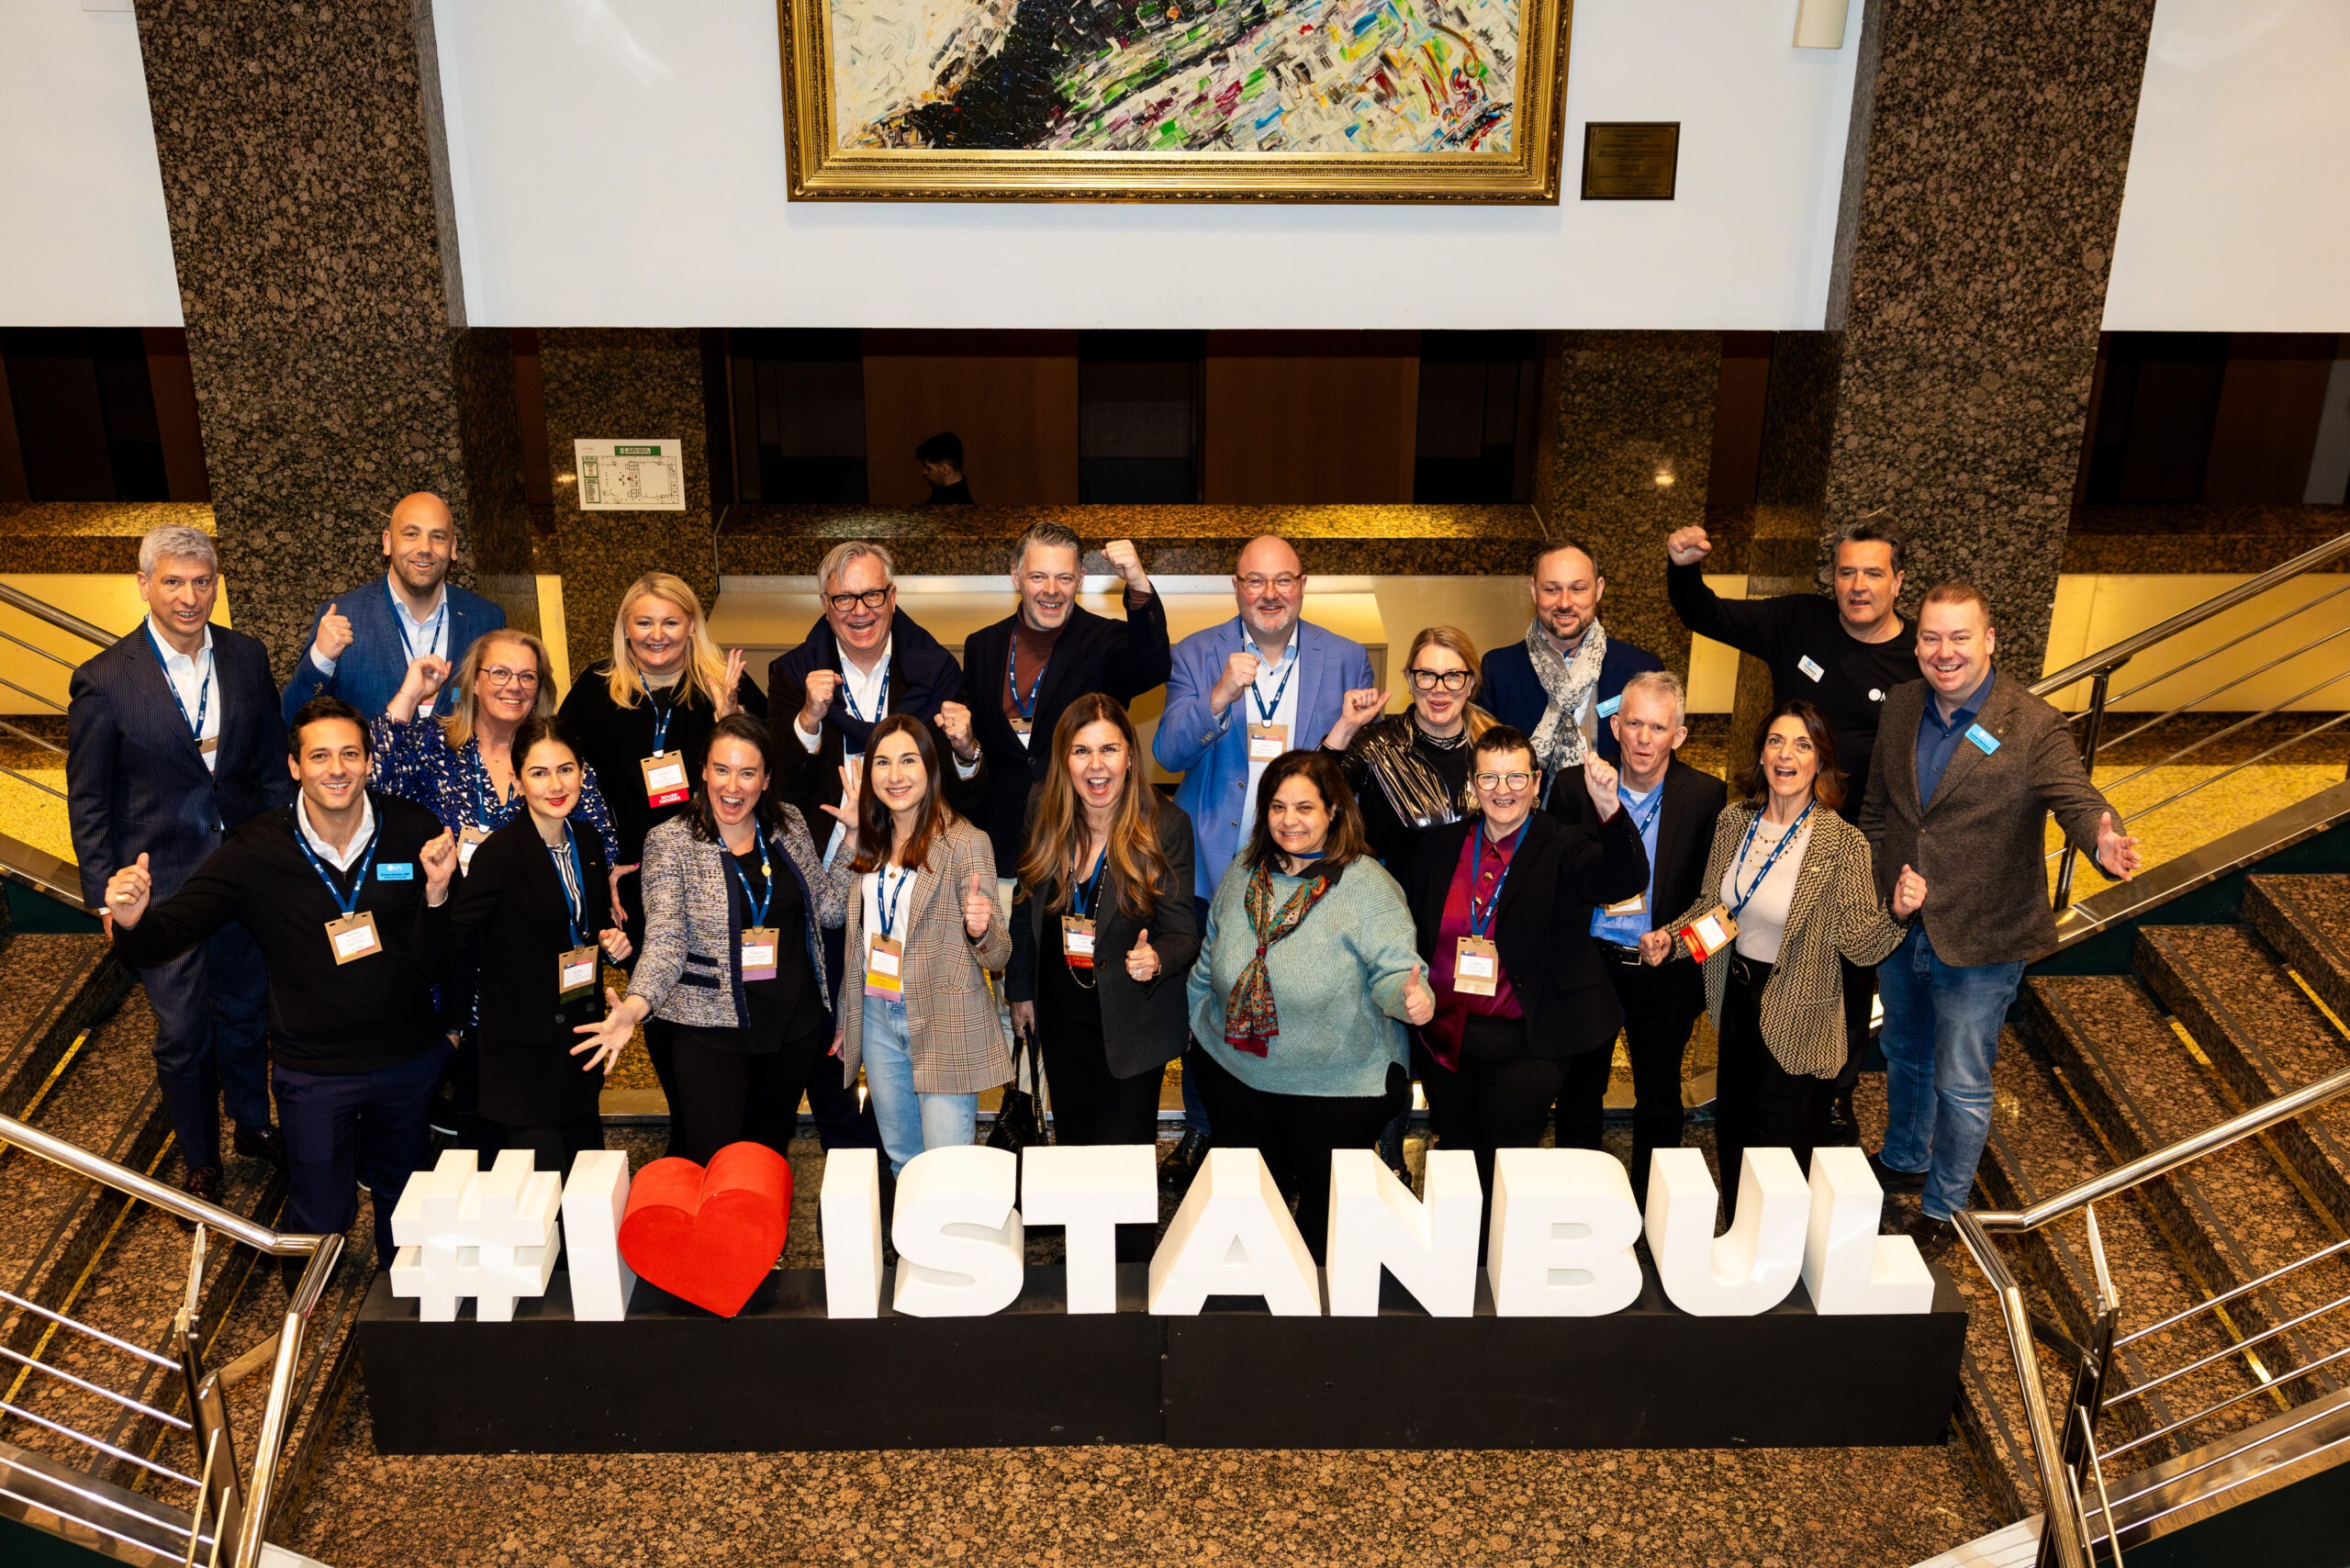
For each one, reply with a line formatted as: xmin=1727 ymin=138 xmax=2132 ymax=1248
xmin=2202 ymin=332 xmax=2336 ymax=504
xmin=862 ymin=330 xmax=1080 ymax=506
xmin=1203 ymin=331 xmax=1420 ymax=504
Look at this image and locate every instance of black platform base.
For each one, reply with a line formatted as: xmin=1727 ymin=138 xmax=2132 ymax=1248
xmin=356 ymin=1264 xmax=1966 ymax=1453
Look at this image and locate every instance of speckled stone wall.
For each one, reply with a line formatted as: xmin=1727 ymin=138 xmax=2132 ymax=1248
xmin=1799 ymin=0 xmax=2160 ymax=678
xmin=536 ymin=330 xmax=718 ymax=667
xmin=132 ymin=1 xmax=535 ymax=679
xmin=1532 ymin=331 xmax=1720 ymax=678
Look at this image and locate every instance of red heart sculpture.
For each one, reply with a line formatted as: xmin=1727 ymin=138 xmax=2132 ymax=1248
xmin=617 ymin=1143 xmax=791 ymax=1317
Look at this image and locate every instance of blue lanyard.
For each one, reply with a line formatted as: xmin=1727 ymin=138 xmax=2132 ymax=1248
xmin=549 ymin=822 xmax=586 ymax=946
xmin=1468 ymin=823 xmax=1522 ymax=937
xmin=728 ymin=835 xmax=775 ymax=928
xmin=1074 ymin=847 xmax=1106 ymax=918
xmin=1729 ymin=802 xmax=1814 ymax=919
xmin=1247 ymin=635 xmax=1297 ymax=725
xmin=142 ymin=622 xmax=211 ymax=745
xmin=875 ymin=866 xmax=912 ymax=940
xmin=637 ymin=670 xmax=677 ymax=754
xmin=389 ymin=582 xmax=447 ymax=665
xmin=1620 ymin=786 xmax=1665 ymax=839
xmin=839 ymin=658 xmax=888 ymax=723
xmin=291 ymin=812 xmax=382 ymax=917
xmin=1005 ymin=634 xmax=1046 ymax=722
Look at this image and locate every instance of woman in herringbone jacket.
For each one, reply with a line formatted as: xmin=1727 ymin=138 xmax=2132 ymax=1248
xmin=1650 ymin=700 xmax=1926 ymax=1218
xmin=572 ymin=714 xmax=845 ymax=1165
xmin=834 ymin=713 xmax=1013 ymax=1175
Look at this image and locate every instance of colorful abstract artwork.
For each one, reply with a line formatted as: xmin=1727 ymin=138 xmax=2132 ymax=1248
xmin=779 ymin=0 xmax=1572 ymax=200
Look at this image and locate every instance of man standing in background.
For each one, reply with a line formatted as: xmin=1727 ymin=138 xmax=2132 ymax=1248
xmin=1479 ymin=541 xmax=1662 ymax=772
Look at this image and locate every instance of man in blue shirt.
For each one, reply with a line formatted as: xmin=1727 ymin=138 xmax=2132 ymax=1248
xmin=280 ymin=492 xmax=505 ymax=722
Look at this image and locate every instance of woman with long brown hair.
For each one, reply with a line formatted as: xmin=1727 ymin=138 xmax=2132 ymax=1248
xmin=832 ymin=713 xmax=1010 ymax=1173
xmin=1007 ymin=695 xmax=1198 ymax=1148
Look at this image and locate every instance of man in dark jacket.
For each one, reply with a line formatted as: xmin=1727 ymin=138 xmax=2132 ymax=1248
xmin=1546 ymin=669 xmax=1728 ymax=1194
xmin=1478 ymin=541 xmax=1662 ymax=769
xmin=68 ymin=525 xmax=294 ymax=1203
xmin=957 ymin=521 xmax=1171 ymax=869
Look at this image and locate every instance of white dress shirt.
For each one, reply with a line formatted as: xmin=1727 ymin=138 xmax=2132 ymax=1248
xmin=297 ymin=793 xmax=377 ymax=873
xmin=149 ymin=617 xmax=220 ymax=775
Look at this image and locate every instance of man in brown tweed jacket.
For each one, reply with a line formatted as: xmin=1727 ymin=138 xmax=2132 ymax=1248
xmin=1860 ymin=583 xmax=2142 ymax=1256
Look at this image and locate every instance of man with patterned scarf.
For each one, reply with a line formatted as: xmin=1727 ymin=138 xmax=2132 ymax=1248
xmin=1481 ymin=540 xmax=1663 ymax=779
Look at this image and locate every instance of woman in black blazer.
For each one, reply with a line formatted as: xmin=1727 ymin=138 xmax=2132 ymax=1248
xmin=1007 ymin=694 xmax=1198 ymax=1150
xmin=1402 ymin=725 xmax=1649 ymax=1196
xmin=417 ymin=715 xmax=633 ymax=1172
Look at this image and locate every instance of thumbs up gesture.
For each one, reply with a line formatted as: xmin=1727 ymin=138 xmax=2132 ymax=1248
xmin=1126 ymin=926 xmax=1160 ymax=982
xmin=963 ymin=868 xmax=995 ymax=939
xmin=105 ymin=853 xmax=153 ymax=931
xmin=1401 ymin=961 xmax=1435 ymax=1025
xmin=314 ymin=601 xmax=354 ymax=662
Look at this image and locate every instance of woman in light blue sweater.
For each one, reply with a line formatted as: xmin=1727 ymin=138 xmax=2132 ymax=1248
xmin=1186 ymin=749 xmax=1432 ymax=1256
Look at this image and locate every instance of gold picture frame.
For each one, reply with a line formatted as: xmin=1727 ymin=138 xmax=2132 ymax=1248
xmin=778 ymin=0 xmax=1573 ymax=203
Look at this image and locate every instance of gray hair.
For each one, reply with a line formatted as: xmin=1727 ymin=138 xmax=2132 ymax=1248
xmin=817 ymin=540 xmax=895 ymax=596
xmin=1617 ymin=668 xmax=1687 ymax=726
xmin=139 ymin=525 xmax=218 ymax=577
xmin=1010 ymin=521 xmax=1082 ymax=575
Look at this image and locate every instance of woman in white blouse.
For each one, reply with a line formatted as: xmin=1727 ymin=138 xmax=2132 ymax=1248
xmin=1648 ymin=700 xmax=1927 ymax=1216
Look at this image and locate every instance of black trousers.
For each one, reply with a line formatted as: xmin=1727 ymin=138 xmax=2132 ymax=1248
xmin=1039 ymin=1036 xmax=1166 ymax=1148
xmin=1187 ymin=1044 xmax=1406 ymax=1262
xmin=670 ymin=1027 xmax=830 ymax=1168
xmin=1589 ymin=948 xmax=1707 ymax=1197
xmin=1427 ymin=1015 xmax=1585 ymax=1200
xmin=1832 ymin=957 xmax=1876 ymax=1102
xmin=494 ymin=1112 xmax=606 ymax=1175
xmin=1714 ymin=953 xmax=1830 ymax=1221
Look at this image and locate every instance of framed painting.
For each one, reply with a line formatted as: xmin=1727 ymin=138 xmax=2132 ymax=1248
xmin=778 ymin=0 xmax=1573 ymax=202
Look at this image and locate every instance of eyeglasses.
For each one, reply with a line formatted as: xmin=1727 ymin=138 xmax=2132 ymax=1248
xmin=481 ymin=666 xmax=540 ymax=689
xmin=1237 ymin=574 xmax=1304 ymax=595
xmin=826 ymin=588 xmax=891 ymax=613
xmin=1405 ymin=667 xmax=1471 ymax=692
xmin=1472 ymin=771 xmax=1538 ymax=792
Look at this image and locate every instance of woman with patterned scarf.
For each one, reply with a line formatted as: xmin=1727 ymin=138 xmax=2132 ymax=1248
xmin=1183 ymin=749 xmax=1431 ymax=1258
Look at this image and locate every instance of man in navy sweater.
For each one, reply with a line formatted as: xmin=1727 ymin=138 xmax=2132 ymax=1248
xmin=107 ymin=698 xmax=460 ymax=1266
xmin=1479 ymin=541 xmax=1662 ymax=771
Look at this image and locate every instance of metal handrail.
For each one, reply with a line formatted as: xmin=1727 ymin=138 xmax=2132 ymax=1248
xmin=0 ymin=1111 xmax=340 ymax=1568
xmin=0 ymin=582 xmax=118 ymax=651
xmin=1954 ymin=1062 xmax=2350 ymax=1568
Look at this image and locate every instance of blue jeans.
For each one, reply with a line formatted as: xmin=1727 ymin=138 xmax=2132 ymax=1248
xmin=860 ymin=997 xmax=979 ymax=1176
xmin=1877 ymin=924 xmax=2026 ymax=1221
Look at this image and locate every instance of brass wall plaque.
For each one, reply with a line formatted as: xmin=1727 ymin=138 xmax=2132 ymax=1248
xmin=1580 ymin=122 xmax=1680 ymax=200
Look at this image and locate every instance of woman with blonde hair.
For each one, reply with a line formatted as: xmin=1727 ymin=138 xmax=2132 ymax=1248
xmin=1007 ymin=694 xmax=1198 ymax=1149
xmin=1320 ymin=624 xmax=1495 ymax=876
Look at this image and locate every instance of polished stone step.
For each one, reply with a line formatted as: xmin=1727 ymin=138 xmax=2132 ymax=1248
xmin=2024 ymin=975 xmax=2350 ymax=1405
xmin=2243 ymin=875 xmax=2350 ymax=1036
xmin=0 ymin=934 xmax=123 ymax=1120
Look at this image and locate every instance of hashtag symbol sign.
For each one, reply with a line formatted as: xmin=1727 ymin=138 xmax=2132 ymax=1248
xmin=389 ymin=1148 xmax=563 ymax=1322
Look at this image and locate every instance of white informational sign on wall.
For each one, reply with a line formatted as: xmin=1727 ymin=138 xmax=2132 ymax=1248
xmin=572 ymin=439 xmax=686 ymax=511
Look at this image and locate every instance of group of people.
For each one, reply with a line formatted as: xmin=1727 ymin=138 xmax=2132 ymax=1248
xmin=67 ymin=492 xmax=2137 ymax=1275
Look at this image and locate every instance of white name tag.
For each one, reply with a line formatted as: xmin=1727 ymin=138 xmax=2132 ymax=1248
xmin=1798 ymin=655 xmax=1825 ymax=682
xmin=326 ymin=910 xmax=382 ymax=964
xmin=1248 ymin=722 xmax=1290 ymax=761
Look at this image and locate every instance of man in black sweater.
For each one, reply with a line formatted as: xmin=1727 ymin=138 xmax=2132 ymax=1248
xmin=107 ymin=697 xmax=460 ymax=1267
xmin=1665 ymin=513 xmax=1917 ymax=1139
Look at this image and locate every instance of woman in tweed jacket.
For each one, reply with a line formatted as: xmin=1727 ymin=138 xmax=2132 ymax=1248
xmin=834 ymin=714 xmax=1013 ymax=1175
xmin=1651 ymin=701 xmax=1926 ymax=1216
xmin=573 ymin=715 xmax=845 ymax=1162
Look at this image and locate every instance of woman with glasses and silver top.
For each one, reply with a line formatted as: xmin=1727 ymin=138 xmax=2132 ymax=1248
xmin=1320 ymin=625 xmax=1495 ymax=878
xmin=1649 ymin=700 xmax=1927 ymax=1217
xmin=1402 ymin=726 xmax=1650 ymax=1203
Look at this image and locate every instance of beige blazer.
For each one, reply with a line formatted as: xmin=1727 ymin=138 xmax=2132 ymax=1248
xmin=839 ymin=815 xmax=1013 ymax=1095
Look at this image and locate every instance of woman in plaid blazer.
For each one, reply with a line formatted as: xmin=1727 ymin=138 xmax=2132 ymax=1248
xmin=1651 ymin=701 xmax=1926 ymax=1218
xmin=834 ymin=714 xmax=1013 ymax=1174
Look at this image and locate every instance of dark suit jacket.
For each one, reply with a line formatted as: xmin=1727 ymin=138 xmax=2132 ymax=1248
xmin=1404 ymin=810 xmax=1650 ymax=1061
xmin=67 ymin=622 xmax=293 ymax=909
xmin=1546 ymin=756 xmax=1728 ymax=1015
xmin=766 ymin=609 xmax=977 ymax=827
xmin=280 ymin=577 xmax=506 ymax=722
xmin=1860 ymin=672 xmax=2117 ymax=968
xmin=1477 ymin=633 xmax=1663 ymax=766
xmin=415 ymin=815 xmax=612 ymax=1126
xmin=959 ymin=595 xmax=1172 ymax=868
xmin=1005 ymin=801 xmax=1200 ymax=1080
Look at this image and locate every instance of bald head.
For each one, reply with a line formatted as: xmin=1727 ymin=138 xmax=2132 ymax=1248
xmin=382 ymin=491 xmax=456 ymax=599
xmin=1233 ymin=535 xmax=1306 ymax=645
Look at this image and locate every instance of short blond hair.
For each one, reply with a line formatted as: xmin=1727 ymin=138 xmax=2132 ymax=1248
xmin=1617 ymin=669 xmax=1687 ymax=726
xmin=1921 ymin=581 xmax=1993 ymax=627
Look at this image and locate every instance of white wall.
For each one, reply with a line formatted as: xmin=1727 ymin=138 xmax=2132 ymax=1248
xmin=0 ymin=4 xmax=182 ymax=327
xmin=2103 ymin=0 xmax=2350 ymax=331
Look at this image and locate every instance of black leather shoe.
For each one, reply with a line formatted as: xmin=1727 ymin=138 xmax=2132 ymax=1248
xmin=233 ymin=1124 xmax=287 ymax=1169
xmin=1823 ymin=1091 xmax=1860 ymax=1146
xmin=1866 ymin=1148 xmax=1930 ymax=1195
xmin=1160 ymin=1128 xmax=1209 ymax=1194
xmin=1898 ymin=1207 xmax=1956 ymax=1260
xmin=177 ymin=1164 xmax=222 ymax=1231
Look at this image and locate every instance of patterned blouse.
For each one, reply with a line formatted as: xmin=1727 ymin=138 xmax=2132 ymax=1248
xmin=368 ymin=716 xmax=622 ymax=865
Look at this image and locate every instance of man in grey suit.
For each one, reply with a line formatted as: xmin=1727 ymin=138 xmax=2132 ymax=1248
xmin=1860 ymin=582 xmax=2142 ymax=1255
xmin=68 ymin=525 xmax=294 ymax=1204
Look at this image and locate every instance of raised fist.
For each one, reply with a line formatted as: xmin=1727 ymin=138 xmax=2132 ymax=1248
xmin=1665 ymin=527 xmax=1713 ymax=567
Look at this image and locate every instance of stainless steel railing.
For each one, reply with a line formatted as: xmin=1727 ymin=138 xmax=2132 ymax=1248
xmin=0 ymin=580 xmax=118 ymax=805
xmin=0 ymin=1111 xmax=340 ymax=1568
xmin=2030 ymin=532 xmax=2350 ymax=911
xmin=1955 ymin=1064 xmax=2350 ymax=1568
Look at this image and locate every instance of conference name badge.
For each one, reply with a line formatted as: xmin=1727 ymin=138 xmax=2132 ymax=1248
xmin=326 ymin=910 xmax=382 ymax=965
xmin=458 ymin=825 xmax=489 ymax=874
xmin=1965 ymin=722 xmax=2001 ymax=756
xmin=1453 ymin=935 xmax=1499 ymax=998
xmin=1601 ymin=891 xmax=1647 ymax=917
xmin=1798 ymin=655 xmax=1825 ymax=683
xmin=1247 ymin=722 xmax=1289 ymax=761
xmin=641 ymin=752 xmax=691 ymax=808
xmin=741 ymin=925 xmax=779 ymax=982
xmin=376 ymin=862 xmax=413 ymax=881
xmin=1596 ymin=695 xmax=1621 ymax=720
xmin=864 ymin=934 xmax=904 ymax=998
xmin=1061 ymin=914 xmax=1097 ymax=969
xmin=1679 ymin=906 xmax=1738 ymax=963
xmin=197 ymin=735 xmax=218 ymax=756
xmin=558 ymin=944 xmax=599 ymax=999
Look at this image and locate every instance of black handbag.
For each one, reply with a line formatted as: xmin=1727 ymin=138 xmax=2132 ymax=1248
xmin=988 ymin=1027 xmax=1048 ymax=1154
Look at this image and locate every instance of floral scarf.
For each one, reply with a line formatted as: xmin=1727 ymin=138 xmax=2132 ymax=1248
xmin=1223 ymin=861 xmax=1333 ymax=1057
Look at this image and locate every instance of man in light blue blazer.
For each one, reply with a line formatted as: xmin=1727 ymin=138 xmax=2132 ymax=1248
xmin=279 ymin=491 xmax=506 ymax=722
